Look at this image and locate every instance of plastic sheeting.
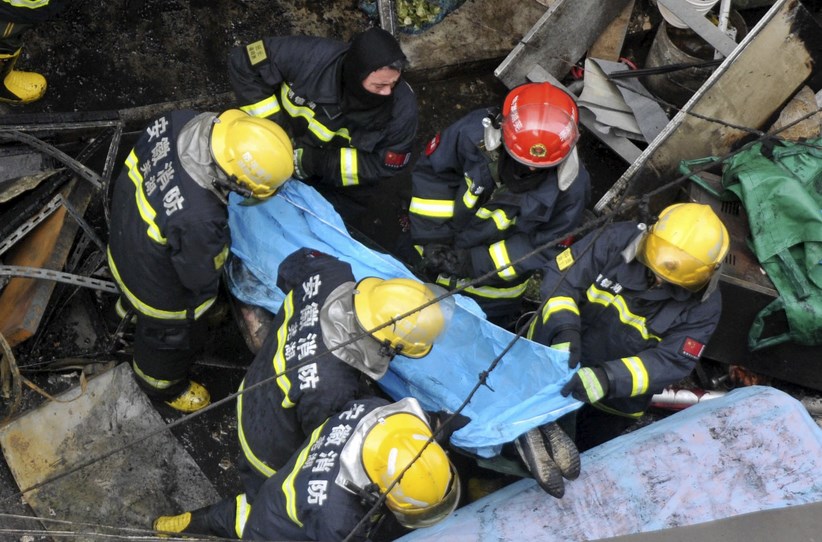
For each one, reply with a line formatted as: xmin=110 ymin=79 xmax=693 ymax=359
xmin=399 ymin=386 xmax=822 ymax=541
xmin=226 ymin=182 xmax=578 ymax=457
xmin=358 ymin=0 xmax=468 ymax=34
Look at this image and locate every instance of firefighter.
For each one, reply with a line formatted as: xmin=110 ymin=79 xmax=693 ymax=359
xmin=408 ymin=81 xmax=591 ymax=328
xmin=227 ymin=27 xmax=417 ymax=226
xmin=525 ymin=202 xmax=729 ymax=453
xmin=0 ymin=0 xmax=67 ymax=104
xmin=155 ymin=396 xmax=460 ymax=541
xmin=107 ymin=109 xmax=293 ymax=413
xmin=152 ymin=247 xmax=453 ymax=537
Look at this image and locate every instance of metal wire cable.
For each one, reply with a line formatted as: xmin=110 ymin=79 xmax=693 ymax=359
xmin=3 ymin=97 xmax=820 ymax=540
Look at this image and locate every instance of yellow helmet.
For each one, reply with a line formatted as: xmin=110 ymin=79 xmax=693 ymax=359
xmin=638 ymin=203 xmax=729 ymax=291
xmin=353 ymin=277 xmax=451 ymax=358
xmin=362 ymin=412 xmax=460 ymax=529
xmin=210 ymin=109 xmax=294 ymax=199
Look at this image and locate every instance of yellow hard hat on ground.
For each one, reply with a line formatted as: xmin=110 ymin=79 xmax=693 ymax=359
xmin=353 ymin=277 xmax=452 ymax=358
xmin=638 ymin=202 xmax=729 ymax=291
xmin=361 ymin=411 xmax=460 ymax=529
xmin=210 ymin=109 xmax=293 ymax=199
xmin=0 ymin=50 xmax=47 ymax=104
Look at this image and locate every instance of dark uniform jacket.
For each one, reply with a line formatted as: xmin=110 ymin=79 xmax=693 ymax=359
xmin=409 ymin=107 xmax=590 ymax=317
xmin=107 ymin=110 xmax=228 ymax=320
xmin=243 ymin=396 xmax=395 ymax=541
xmin=0 ymin=0 xmax=67 ymax=24
xmin=238 ymin=249 xmax=371 ymax=497
xmin=528 ymin=221 xmax=722 ymax=417
xmin=228 ymin=35 xmax=417 ymax=189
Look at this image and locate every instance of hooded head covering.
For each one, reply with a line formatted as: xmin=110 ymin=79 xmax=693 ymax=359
xmin=341 ymin=27 xmax=406 ymax=112
xmin=498 ymin=148 xmax=552 ymax=193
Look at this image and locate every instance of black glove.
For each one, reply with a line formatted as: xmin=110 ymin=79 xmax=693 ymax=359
xmin=293 ymin=146 xmax=326 ymax=180
xmin=560 ymin=367 xmax=609 ymax=404
xmin=421 ymin=244 xmax=472 ymax=277
xmin=551 ymin=328 xmax=581 ymax=369
xmin=430 ymin=411 xmax=471 ymax=446
xmin=515 ymin=420 xmax=583 ymax=498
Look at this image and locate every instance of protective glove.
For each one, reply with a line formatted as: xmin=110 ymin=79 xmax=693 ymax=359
xmin=429 ymin=411 xmax=472 ymax=446
xmin=515 ymin=421 xmax=580 ymax=498
xmin=293 ymin=148 xmax=308 ymax=180
xmin=561 ymin=367 xmax=609 ymax=404
xmin=421 ymin=244 xmax=472 ymax=278
xmin=293 ymin=146 xmax=325 ymax=180
xmin=550 ymin=328 xmax=581 ymax=369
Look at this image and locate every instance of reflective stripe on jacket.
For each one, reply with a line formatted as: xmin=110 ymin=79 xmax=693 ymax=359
xmin=228 ymin=35 xmax=418 ymax=188
xmin=238 ymin=249 xmax=370 ymax=487
xmin=409 ymin=108 xmax=590 ymax=316
xmin=528 ymin=221 xmax=722 ymax=416
xmin=243 ymin=396 xmax=391 ymax=542
xmin=0 ymin=0 xmax=66 ymax=23
xmin=107 ymin=110 xmax=229 ymax=318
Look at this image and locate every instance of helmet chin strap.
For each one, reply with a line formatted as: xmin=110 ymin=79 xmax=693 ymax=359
xmin=211 ymin=173 xmax=253 ymax=199
xmin=379 ymin=338 xmax=401 ymax=359
xmin=343 ymin=479 xmax=381 ymax=507
xmin=482 ymin=114 xmax=503 ymax=151
xmin=700 ymin=263 xmax=724 ymax=302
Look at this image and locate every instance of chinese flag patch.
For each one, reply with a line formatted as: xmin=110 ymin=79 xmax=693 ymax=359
xmin=384 ymin=150 xmax=410 ymax=168
xmin=681 ymin=337 xmax=705 ymax=360
xmin=425 ymin=132 xmax=441 ymax=156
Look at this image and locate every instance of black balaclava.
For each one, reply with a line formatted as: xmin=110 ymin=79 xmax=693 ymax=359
xmin=341 ymin=27 xmax=406 ymax=112
xmin=498 ymin=147 xmax=551 ymax=193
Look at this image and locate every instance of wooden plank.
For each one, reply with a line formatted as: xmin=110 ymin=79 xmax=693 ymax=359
xmin=595 ymin=0 xmax=822 ymax=214
xmin=495 ymin=0 xmax=632 ymax=88
xmin=588 ymin=0 xmax=636 ymax=62
xmin=0 ymin=178 xmax=93 ymax=346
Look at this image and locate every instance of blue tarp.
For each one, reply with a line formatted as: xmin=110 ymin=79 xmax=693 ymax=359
xmin=226 ymin=182 xmax=579 ymax=457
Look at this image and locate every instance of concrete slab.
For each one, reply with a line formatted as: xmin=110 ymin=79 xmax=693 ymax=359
xmin=400 ymin=0 xmax=548 ymax=77
xmin=0 ymin=363 xmax=219 ymax=538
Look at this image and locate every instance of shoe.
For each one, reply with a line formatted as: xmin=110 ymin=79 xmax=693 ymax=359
xmin=540 ymin=422 xmax=581 ymax=481
xmin=153 ymin=509 xmax=211 ymax=535
xmin=153 ymin=512 xmax=192 ymax=533
xmin=515 ymin=427 xmax=565 ymax=498
xmin=165 ymin=381 xmax=211 ymax=413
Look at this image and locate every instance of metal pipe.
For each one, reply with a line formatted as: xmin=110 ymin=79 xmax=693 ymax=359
xmin=717 ymin=0 xmax=732 ymax=32
xmin=651 ymin=387 xmax=727 ymax=410
xmin=377 ymin=0 xmax=398 ymax=37
xmin=714 ymin=0 xmax=733 ymax=60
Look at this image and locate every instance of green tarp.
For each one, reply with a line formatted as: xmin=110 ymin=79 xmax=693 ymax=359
xmin=682 ymin=137 xmax=822 ymax=349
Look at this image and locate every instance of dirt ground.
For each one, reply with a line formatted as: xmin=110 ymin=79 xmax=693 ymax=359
xmin=13 ymin=0 xmax=367 ymax=114
xmin=2 ymin=0 xmax=822 ymax=540
xmin=0 ymin=2 xmax=522 ymax=539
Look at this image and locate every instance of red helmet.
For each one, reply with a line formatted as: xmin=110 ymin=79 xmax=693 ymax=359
xmin=501 ymin=82 xmax=580 ymax=168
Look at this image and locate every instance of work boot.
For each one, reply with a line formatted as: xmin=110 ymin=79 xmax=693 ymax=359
xmin=165 ymin=381 xmax=211 ymax=413
xmin=153 ymin=508 xmax=211 ymax=536
xmin=0 ymin=49 xmax=47 ymax=104
xmin=515 ymin=427 xmax=565 ymax=498
xmin=540 ymin=422 xmax=581 ymax=480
